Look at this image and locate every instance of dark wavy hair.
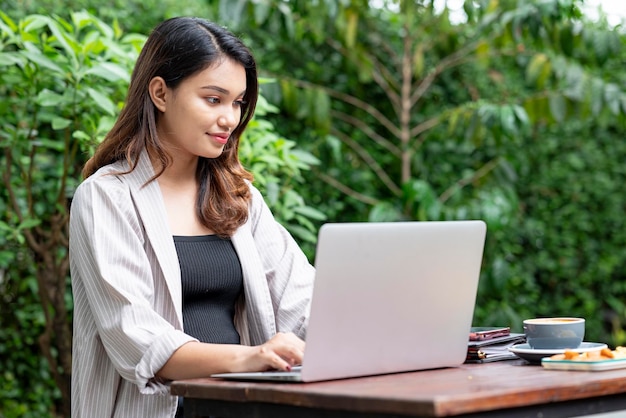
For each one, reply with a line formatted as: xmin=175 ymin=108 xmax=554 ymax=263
xmin=83 ymin=17 xmax=258 ymax=237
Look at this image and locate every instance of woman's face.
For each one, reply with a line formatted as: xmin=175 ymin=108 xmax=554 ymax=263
xmin=154 ymin=58 xmax=247 ymax=161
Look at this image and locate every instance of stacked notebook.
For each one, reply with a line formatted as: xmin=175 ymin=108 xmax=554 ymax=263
xmin=466 ymin=327 xmax=526 ymax=363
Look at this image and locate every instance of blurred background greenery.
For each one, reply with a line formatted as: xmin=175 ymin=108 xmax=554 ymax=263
xmin=0 ymin=0 xmax=624 ymax=416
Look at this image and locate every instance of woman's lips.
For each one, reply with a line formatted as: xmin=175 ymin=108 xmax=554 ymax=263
xmin=209 ymin=132 xmax=229 ymax=145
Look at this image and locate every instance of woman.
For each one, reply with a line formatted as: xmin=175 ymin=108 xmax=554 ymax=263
xmin=69 ymin=17 xmax=315 ymax=417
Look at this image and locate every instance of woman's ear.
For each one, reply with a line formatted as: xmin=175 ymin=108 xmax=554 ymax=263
xmin=149 ymin=76 xmax=168 ymax=112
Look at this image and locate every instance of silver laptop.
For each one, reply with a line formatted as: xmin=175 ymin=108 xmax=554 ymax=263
xmin=212 ymin=220 xmax=486 ymax=382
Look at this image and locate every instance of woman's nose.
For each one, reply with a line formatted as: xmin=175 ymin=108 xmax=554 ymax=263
xmin=218 ymin=107 xmax=239 ymax=130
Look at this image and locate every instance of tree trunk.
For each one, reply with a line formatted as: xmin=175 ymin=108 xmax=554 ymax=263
xmin=32 ymin=220 xmax=72 ymax=418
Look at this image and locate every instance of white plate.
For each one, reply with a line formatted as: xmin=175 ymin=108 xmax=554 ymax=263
xmin=508 ymin=342 xmax=607 ymax=364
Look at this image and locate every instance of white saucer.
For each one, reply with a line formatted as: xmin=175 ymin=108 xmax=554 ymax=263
xmin=509 ymin=342 xmax=608 ymax=364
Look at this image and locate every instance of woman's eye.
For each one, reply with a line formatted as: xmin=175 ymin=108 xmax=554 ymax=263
xmin=234 ymin=99 xmax=247 ymax=107
xmin=206 ymin=97 xmax=220 ymax=104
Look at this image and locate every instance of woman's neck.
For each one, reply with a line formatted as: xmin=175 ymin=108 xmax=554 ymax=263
xmin=152 ymin=151 xmax=198 ymax=187
xmin=156 ymin=159 xmax=215 ymax=236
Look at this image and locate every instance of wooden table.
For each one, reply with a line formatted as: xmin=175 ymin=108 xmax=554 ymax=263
xmin=170 ymin=360 xmax=626 ymax=417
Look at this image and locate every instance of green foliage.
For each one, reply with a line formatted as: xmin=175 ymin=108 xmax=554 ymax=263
xmin=474 ymin=121 xmax=626 ymax=344
xmin=0 ymin=0 xmax=207 ymax=33
xmin=0 ymin=11 xmax=143 ymax=415
xmin=239 ymin=85 xmax=326 ymax=254
xmin=0 ymin=247 xmax=59 ymax=418
xmin=2 ymin=0 xmax=626 ymax=414
xmin=212 ymin=0 xmax=626 ymax=347
xmin=0 ymin=10 xmax=321 ymax=416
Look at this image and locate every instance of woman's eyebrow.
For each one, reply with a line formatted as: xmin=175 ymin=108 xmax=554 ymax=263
xmin=201 ymin=85 xmax=246 ymax=96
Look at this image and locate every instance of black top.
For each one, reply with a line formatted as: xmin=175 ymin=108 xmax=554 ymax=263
xmin=173 ymin=235 xmax=243 ymax=344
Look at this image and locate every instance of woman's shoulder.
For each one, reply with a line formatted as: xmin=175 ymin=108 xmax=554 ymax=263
xmin=73 ymin=160 xmax=132 ymax=198
xmin=245 ymin=180 xmax=262 ymax=196
xmin=245 ymin=181 xmax=267 ymax=209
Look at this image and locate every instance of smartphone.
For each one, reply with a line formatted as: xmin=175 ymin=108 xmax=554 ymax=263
xmin=469 ymin=327 xmax=511 ymax=341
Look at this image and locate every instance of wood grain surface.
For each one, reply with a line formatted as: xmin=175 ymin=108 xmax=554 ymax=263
xmin=171 ymin=360 xmax=626 ymax=416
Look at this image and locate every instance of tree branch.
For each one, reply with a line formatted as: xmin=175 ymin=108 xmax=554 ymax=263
xmin=331 ymin=109 xmax=401 ymax=156
xmin=409 ymin=115 xmax=442 ymax=147
xmin=314 ymin=169 xmax=380 ymax=206
xmin=331 ymin=127 xmax=402 ymax=196
xmin=439 ymin=157 xmax=501 ymax=203
xmin=326 ymin=37 xmax=402 ymax=112
xmin=411 ymin=40 xmax=477 ymax=106
xmin=283 ymin=76 xmax=402 ymax=138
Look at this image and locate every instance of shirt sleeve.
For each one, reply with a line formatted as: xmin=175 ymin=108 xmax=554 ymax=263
xmin=246 ymin=185 xmax=316 ymax=339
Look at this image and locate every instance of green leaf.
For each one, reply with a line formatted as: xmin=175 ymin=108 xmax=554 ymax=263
xmin=71 ymin=10 xmax=97 ymax=30
xmin=21 ymin=14 xmax=49 ymax=33
xmin=0 ymin=10 xmax=18 ymax=32
xmin=284 ymin=224 xmax=317 ymax=244
xmin=526 ymin=53 xmax=550 ymax=88
xmin=52 ymin=117 xmax=71 ymax=130
xmin=293 ymin=205 xmax=326 ymax=221
xmin=97 ymin=116 xmax=116 ymax=135
xmin=512 ymin=105 xmax=530 ymax=132
xmin=92 ymin=17 xmax=115 ymax=40
xmin=344 ymin=8 xmax=358 ymax=49
xmin=464 ymin=112 xmax=479 ymax=143
xmin=549 ymin=94 xmax=567 ymax=123
xmin=559 ymin=24 xmax=574 ymax=56
xmin=413 ymin=44 xmax=424 ymax=78
xmin=35 ymin=89 xmax=65 ymax=107
xmin=72 ymin=130 xmax=91 ymax=141
xmin=500 ymin=105 xmax=516 ymax=136
xmin=475 ymin=40 xmax=490 ymax=67
xmin=46 ymin=18 xmax=77 ymax=64
xmin=590 ymin=78 xmax=604 ymax=116
xmin=219 ymin=0 xmax=247 ymax=26
xmin=20 ymin=48 xmax=65 ymax=74
xmin=38 ymin=138 xmax=65 ymax=151
xmin=18 ymin=218 xmax=41 ymax=229
xmin=0 ymin=10 xmax=17 ymax=33
xmin=280 ymin=79 xmax=299 ymax=116
xmin=0 ymin=220 xmax=13 ymax=232
xmin=253 ymin=3 xmax=271 ymax=25
xmin=311 ymin=88 xmax=330 ymax=133
xmin=446 ymin=108 xmax=461 ymax=134
xmin=403 ymin=179 xmax=440 ymax=220
xmin=0 ymin=52 xmax=25 ymax=67
xmin=369 ymin=202 xmax=403 ymax=222
xmin=84 ymin=62 xmax=130 ymax=83
xmin=290 ymin=150 xmax=320 ymax=166
xmin=86 ymin=87 xmax=116 ymax=115
xmin=604 ymin=83 xmax=621 ymax=116
xmin=590 ymin=30 xmax=610 ymax=65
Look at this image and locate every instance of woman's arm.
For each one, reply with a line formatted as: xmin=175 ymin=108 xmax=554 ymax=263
xmin=156 ymin=332 xmax=305 ymax=380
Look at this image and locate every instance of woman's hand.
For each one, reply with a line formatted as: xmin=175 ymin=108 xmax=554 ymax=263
xmin=246 ymin=332 xmax=305 ymax=372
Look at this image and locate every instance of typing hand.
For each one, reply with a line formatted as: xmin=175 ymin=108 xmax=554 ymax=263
xmin=251 ymin=332 xmax=305 ymax=372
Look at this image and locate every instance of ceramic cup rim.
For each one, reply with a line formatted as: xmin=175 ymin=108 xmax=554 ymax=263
xmin=523 ymin=317 xmax=585 ymax=325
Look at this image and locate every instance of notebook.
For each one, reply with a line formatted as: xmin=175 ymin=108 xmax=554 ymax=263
xmin=211 ymin=220 xmax=487 ymax=382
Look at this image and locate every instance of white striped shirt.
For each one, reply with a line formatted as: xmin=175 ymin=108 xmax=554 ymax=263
xmin=69 ymin=151 xmax=315 ymax=417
